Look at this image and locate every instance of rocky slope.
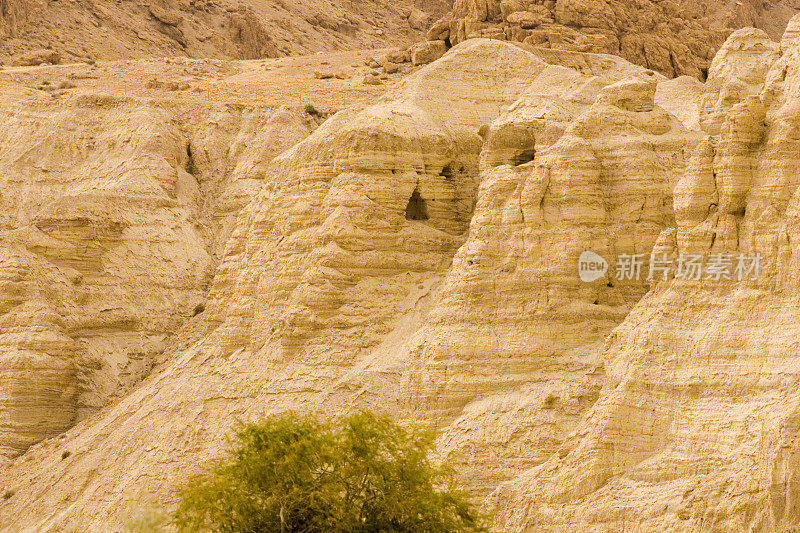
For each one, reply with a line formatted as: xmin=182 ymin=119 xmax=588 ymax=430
xmin=0 ymin=48 xmax=410 ymax=459
xmin=2 ymin=14 xmax=800 ymax=533
xmin=401 ymin=61 xmax=703 ymax=497
xmin=0 ymin=0 xmax=449 ymax=64
xmin=0 ymin=40 xmax=555 ymax=530
xmin=420 ymin=0 xmax=799 ymax=79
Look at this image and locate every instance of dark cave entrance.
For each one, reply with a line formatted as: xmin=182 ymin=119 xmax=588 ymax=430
xmin=405 ymin=188 xmax=429 ymax=221
xmin=513 ymin=149 xmax=536 ymax=166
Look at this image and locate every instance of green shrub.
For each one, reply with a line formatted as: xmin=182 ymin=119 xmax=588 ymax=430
xmin=174 ymin=412 xmax=488 ymax=532
xmin=122 ymin=501 xmax=170 ymax=533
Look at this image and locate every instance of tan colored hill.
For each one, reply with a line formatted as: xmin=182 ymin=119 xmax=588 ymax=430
xmin=0 ymin=34 xmax=716 ymax=530
xmin=0 ymin=0 xmax=450 ymax=64
xmin=0 ymin=46 xmax=418 ymax=461
xmin=489 ymin=20 xmax=800 ymax=531
xmin=4 ymin=10 xmax=800 ymax=533
xmin=0 ymin=38 xmax=662 ymax=529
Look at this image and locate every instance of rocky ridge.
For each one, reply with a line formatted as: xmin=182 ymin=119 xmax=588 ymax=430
xmin=0 ymin=36 xmax=700 ymax=530
xmin=0 ymin=48 xmax=408 ymax=459
xmin=419 ymin=0 xmax=799 ymax=79
xmin=488 ymin=18 xmax=800 ymax=531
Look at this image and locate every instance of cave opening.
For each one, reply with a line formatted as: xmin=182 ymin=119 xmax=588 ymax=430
xmin=440 ymin=164 xmax=453 ymax=180
xmin=513 ymin=149 xmax=536 ymax=166
xmin=405 ymin=188 xmax=429 ymax=221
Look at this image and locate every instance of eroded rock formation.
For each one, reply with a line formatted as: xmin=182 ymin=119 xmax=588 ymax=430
xmin=422 ymin=0 xmax=800 ymax=79
xmin=489 ymin=18 xmax=800 ymax=532
xmin=0 ymin=40 xmax=555 ymax=530
xmin=0 ymin=64 xmax=321 ymax=457
xmin=401 ymin=62 xmax=701 ymax=497
xmin=422 ymin=0 xmax=727 ymax=78
xmin=3 ymin=15 xmax=800 ymax=533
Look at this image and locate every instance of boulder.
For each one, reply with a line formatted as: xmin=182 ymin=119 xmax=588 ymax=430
xmin=411 ymin=39 xmax=447 ymax=65
xmin=408 ymin=7 xmax=430 ymax=31
xmin=11 ymin=49 xmax=60 ymax=66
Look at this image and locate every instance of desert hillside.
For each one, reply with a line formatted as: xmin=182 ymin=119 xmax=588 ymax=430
xmin=0 ymin=0 xmax=450 ymax=64
xmin=2 ymin=2 xmax=800 ymax=533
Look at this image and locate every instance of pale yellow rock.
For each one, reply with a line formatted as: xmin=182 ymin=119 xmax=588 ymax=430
xmin=0 ymin=39 xmax=553 ymax=530
xmin=489 ymin=23 xmax=800 ymax=532
xmin=3 ymin=23 xmax=800 ymax=533
xmin=411 ymin=39 xmax=448 ymax=64
xmin=781 ymin=14 xmax=800 ymax=52
xmin=0 ymin=59 xmax=326 ymax=458
xmin=401 ymin=66 xmax=700 ymax=496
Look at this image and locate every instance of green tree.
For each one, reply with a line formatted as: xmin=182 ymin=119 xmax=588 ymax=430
xmin=174 ymin=412 xmax=488 ymax=533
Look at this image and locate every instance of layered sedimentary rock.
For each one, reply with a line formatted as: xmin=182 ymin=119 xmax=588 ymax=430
xmin=0 ymin=40 xmax=554 ymax=530
xmin=401 ymin=61 xmax=701 ymax=496
xmin=489 ymin=18 xmax=800 ymax=532
xmin=5 ymin=19 xmax=800 ymax=533
xmin=423 ymin=0 xmax=800 ymax=79
xmin=0 ymin=102 xmax=211 ymax=456
xmin=0 ymin=64 xmax=324 ymax=457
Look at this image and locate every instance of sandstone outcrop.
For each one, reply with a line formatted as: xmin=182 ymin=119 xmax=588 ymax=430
xmin=401 ymin=62 xmax=701 ymax=497
xmin=0 ymin=101 xmax=318 ymax=458
xmin=488 ymin=19 xmax=800 ymax=531
xmin=411 ymin=39 xmax=448 ymax=64
xmin=0 ymin=39 xmax=574 ymax=529
xmin=0 ymin=53 xmax=380 ymax=458
xmin=0 ymin=38 xmax=707 ymax=531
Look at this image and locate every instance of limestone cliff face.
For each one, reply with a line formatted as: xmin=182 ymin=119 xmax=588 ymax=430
xmin=0 ymin=84 xmax=316 ymax=457
xmin=490 ymin=18 xmax=800 ymax=532
xmin=202 ymin=40 xmax=545 ymax=377
xmin=0 ymin=102 xmax=209 ymax=456
xmin=0 ymin=40 xmax=555 ymax=530
xmin=400 ymin=63 xmax=700 ymax=496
